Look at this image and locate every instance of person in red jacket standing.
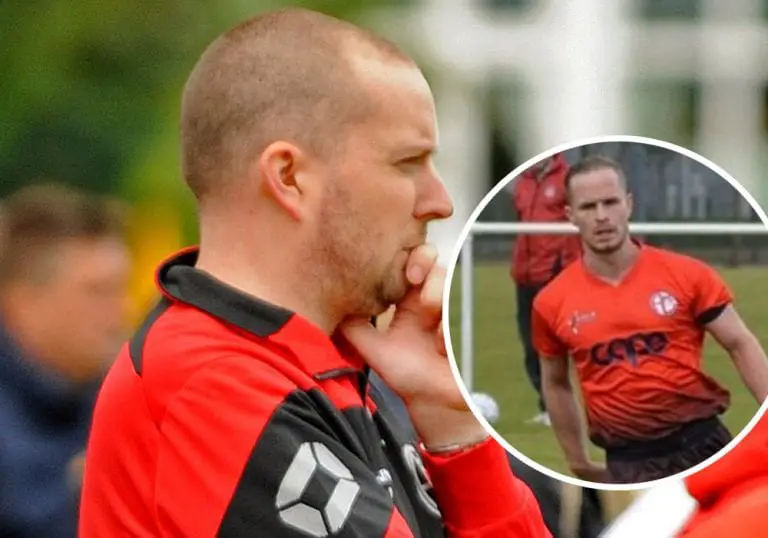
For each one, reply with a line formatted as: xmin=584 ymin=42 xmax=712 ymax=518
xmin=510 ymin=153 xmax=580 ymax=425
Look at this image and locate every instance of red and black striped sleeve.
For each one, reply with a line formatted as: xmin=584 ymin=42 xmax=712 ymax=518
xmin=153 ymin=355 xmax=413 ymax=538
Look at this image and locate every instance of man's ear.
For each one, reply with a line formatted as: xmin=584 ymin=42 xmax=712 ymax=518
xmin=256 ymin=141 xmax=307 ymax=221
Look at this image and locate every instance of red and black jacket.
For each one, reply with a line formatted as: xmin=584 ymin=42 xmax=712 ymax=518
xmin=510 ymin=153 xmax=580 ymax=286
xmin=79 ymin=249 xmax=550 ymax=537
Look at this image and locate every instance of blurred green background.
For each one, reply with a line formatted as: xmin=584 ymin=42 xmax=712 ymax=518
xmin=0 ymin=0 xmax=406 ymax=322
xmin=0 ymin=0 xmax=399 ymax=227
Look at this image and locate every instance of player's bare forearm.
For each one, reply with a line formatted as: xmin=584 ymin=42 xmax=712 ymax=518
xmin=705 ymin=305 xmax=768 ymax=404
xmin=727 ymin=332 xmax=768 ymax=404
xmin=540 ymin=357 xmax=607 ymax=482
xmin=542 ymin=378 xmax=590 ymax=467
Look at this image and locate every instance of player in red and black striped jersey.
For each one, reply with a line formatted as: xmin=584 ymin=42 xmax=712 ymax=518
xmin=79 ymin=8 xmax=550 ymax=538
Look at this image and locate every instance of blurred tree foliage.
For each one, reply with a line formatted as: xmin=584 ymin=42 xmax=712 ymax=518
xmin=0 ymin=0 xmax=402 ymax=218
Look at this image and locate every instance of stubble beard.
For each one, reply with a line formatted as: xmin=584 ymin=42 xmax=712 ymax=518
xmin=587 ymin=226 xmax=629 ymax=255
xmin=312 ymin=216 xmax=406 ymax=322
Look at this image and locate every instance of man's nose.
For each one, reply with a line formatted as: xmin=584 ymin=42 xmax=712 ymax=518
xmin=595 ymin=203 xmax=609 ymax=221
xmin=415 ymin=170 xmax=454 ymax=221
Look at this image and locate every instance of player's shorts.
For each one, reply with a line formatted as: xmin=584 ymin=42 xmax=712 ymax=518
xmin=605 ymin=416 xmax=732 ymax=484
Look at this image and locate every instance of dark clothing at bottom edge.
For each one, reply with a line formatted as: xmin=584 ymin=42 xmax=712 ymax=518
xmin=605 ymin=416 xmax=732 ymax=484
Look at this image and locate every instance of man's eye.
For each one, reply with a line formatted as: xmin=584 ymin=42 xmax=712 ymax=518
xmin=396 ymin=157 xmax=425 ymax=171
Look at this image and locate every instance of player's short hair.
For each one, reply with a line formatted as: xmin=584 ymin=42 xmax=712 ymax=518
xmin=564 ymin=154 xmax=628 ymax=201
xmin=0 ymin=183 xmax=127 ymax=286
xmin=180 ymin=8 xmax=415 ymax=201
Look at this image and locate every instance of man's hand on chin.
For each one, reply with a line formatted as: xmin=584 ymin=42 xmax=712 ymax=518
xmin=338 ymin=244 xmax=488 ymax=452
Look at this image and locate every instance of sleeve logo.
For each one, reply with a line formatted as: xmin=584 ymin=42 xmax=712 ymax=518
xmin=569 ymin=310 xmax=597 ymax=334
xmin=275 ymin=442 xmax=361 ymax=537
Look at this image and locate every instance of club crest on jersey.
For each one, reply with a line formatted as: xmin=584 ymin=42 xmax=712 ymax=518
xmin=649 ymin=291 xmax=678 ymax=316
xmin=569 ymin=311 xmax=596 ymax=334
xmin=544 ymin=185 xmax=556 ymax=199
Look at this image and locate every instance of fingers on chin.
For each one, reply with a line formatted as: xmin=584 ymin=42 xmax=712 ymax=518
xmin=410 ymin=244 xmax=439 ymax=268
xmin=420 ymin=267 xmax=446 ymax=309
xmin=405 ymin=245 xmax=439 ymax=285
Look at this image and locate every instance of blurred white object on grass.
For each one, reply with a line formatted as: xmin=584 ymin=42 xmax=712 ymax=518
xmin=471 ymin=392 xmax=500 ymax=424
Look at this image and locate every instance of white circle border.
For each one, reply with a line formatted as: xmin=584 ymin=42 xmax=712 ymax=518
xmin=441 ymin=134 xmax=768 ymax=492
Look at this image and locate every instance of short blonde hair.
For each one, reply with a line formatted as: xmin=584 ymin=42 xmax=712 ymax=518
xmin=180 ymin=8 xmax=414 ymax=201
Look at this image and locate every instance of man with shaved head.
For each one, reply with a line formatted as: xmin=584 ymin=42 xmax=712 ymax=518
xmin=80 ymin=8 xmax=549 ymax=538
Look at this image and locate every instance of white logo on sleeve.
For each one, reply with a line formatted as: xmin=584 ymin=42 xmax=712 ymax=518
xmin=275 ymin=442 xmax=361 ymax=537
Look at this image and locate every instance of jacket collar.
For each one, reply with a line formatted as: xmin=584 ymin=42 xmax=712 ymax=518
xmin=155 ymin=248 xmax=367 ymax=378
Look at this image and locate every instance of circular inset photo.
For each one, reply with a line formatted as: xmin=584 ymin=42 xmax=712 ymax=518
xmin=444 ymin=135 xmax=768 ymax=490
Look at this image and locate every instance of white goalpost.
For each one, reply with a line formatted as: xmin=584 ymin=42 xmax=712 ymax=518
xmin=458 ymin=221 xmax=768 ymax=392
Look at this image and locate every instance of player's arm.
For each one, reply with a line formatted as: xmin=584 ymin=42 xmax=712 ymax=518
xmin=538 ymin=355 xmax=583 ymax=465
xmin=532 ymin=302 xmax=606 ymax=483
xmin=539 ymin=356 xmax=604 ymax=482
xmin=703 ymin=304 xmax=768 ymax=404
xmin=689 ymin=259 xmax=768 ymax=404
xmin=154 ymin=355 xmax=550 ymax=538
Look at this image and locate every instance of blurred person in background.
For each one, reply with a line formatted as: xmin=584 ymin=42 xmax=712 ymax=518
xmin=0 ymin=183 xmax=131 ymax=538
xmin=510 ymin=153 xmax=580 ymax=426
